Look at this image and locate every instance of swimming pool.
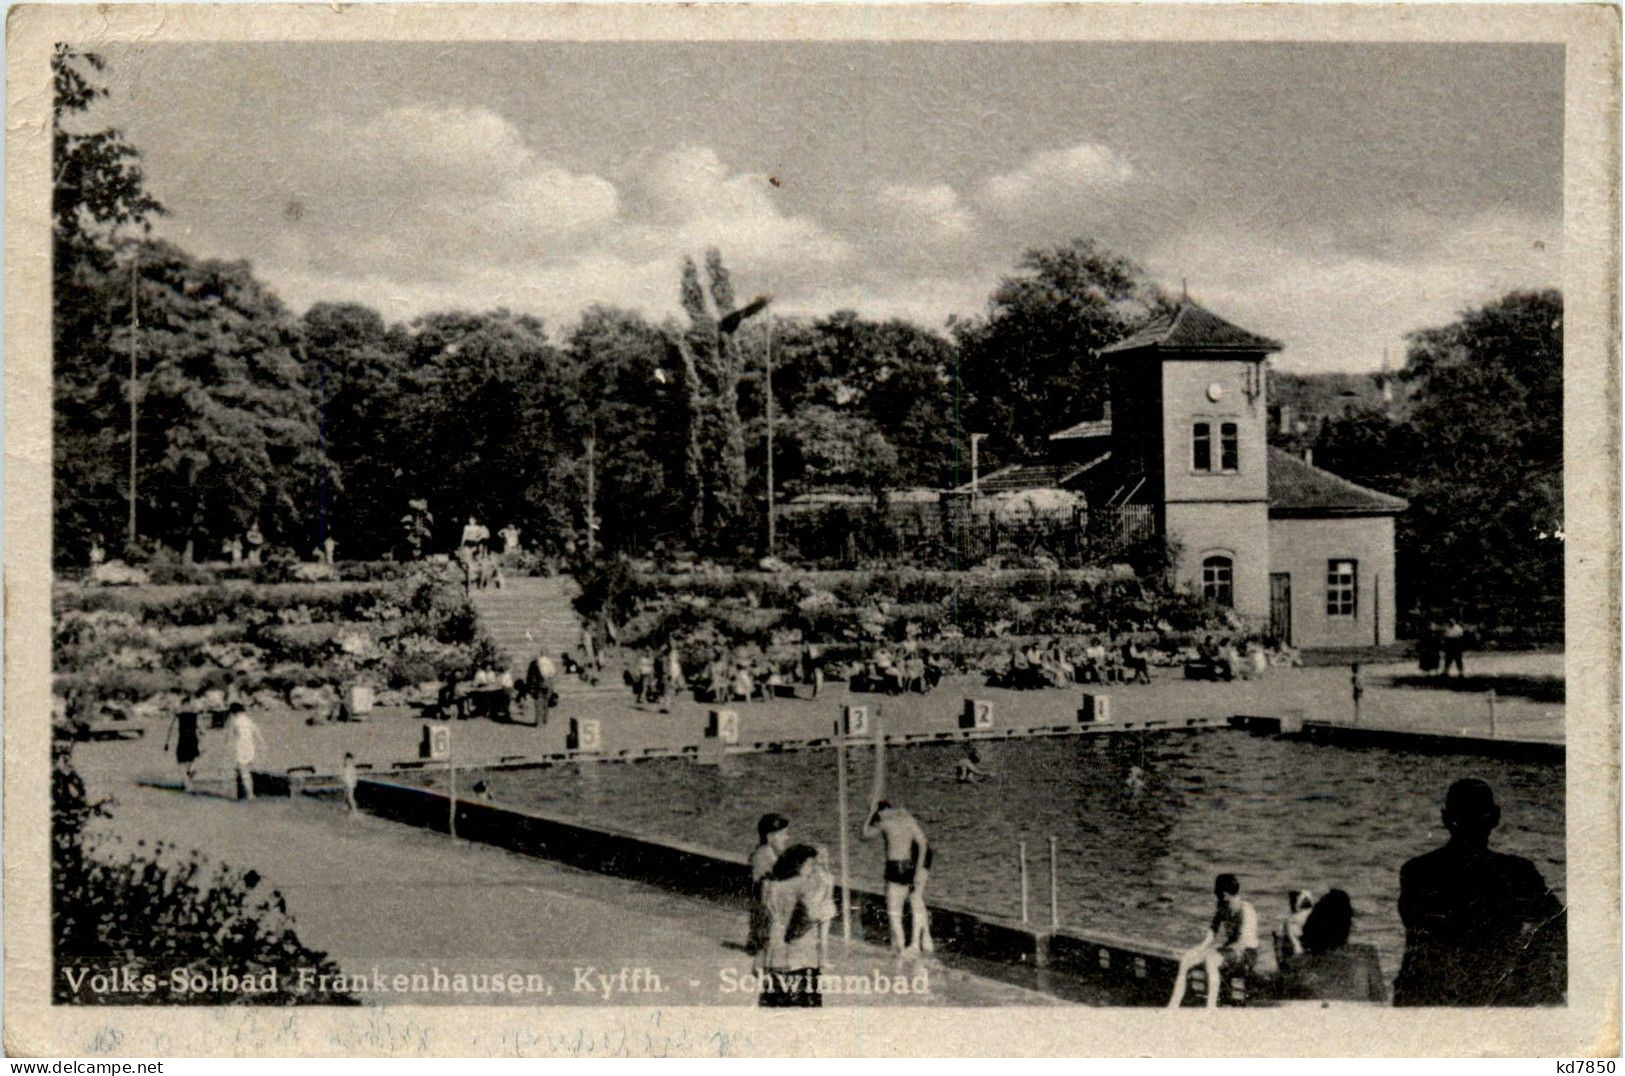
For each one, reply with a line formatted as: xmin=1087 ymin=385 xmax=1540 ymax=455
xmin=452 ymin=730 xmax=1564 ymax=979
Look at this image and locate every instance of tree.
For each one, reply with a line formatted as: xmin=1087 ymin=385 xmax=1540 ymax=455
xmin=56 ymin=240 xmax=324 ymax=561
xmin=391 ymin=310 xmax=570 ymax=554
xmin=301 ymin=303 xmax=415 ymax=558
xmin=52 ymin=46 xmax=164 ymax=275
xmin=780 ymin=405 xmax=899 ymax=502
xmin=562 ymin=306 xmax=688 ymax=554
xmin=52 ymin=47 xmax=166 ymax=562
xmin=666 ymin=249 xmax=767 ymax=549
xmin=954 ymin=239 xmax=1169 ymax=462
xmin=1399 ymin=290 xmax=1563 ymax=634
xmin=763 ymin=312 xmax=955 ymax=489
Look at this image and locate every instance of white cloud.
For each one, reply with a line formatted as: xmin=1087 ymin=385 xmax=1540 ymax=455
xmin=873 ymin=182 xmax=977 ymax=240
xmin=617 ymin=145 xmax=852 ymax=271
xmin=977 ymin=143 xmax=1137 ymax=224
xmin=1146 ymin=209 xmax=1561 ymax=373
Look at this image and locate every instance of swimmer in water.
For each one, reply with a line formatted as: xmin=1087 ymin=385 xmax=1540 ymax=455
xmin=954 ymin=745 xmax=993 ymax=783
xmin=1126 ymin=765 xmax=1146 ymax=794
xmin=861 ymin=801 xmax=934 ymax=955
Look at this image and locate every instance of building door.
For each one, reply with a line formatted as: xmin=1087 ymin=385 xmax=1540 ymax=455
xmin=1270 ymin=573 xmax=1292 ymax=645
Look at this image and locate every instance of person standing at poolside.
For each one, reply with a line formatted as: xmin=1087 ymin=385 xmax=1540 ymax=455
xmin=163 ymin=706 xmax=202 ymax=791
xmin=748 ymin=813 xmax=792 ymax=963
xmin=760 ymin=844 xmax=836 ymax=1007
xmin=862 ymin=800 xmax=934 ymax=955
xmin=341 ymin=751 xmax=359 ymax=813
xmin=1168 ymin=873 xmax=1259 ymax=1008
xmin=228 ymin=703 xmax=266 ymax=801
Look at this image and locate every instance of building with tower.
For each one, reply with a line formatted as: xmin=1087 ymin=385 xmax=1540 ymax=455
xmin=976 ymin=300 xmax=1407 ymax=648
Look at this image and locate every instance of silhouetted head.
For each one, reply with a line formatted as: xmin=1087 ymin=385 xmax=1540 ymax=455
xmin=966 ymin=745 xmax=981 ymax=764
xmin=771 ymin=843 xmax=820 ymax=881
xmin=1443 ymin=778 xmax=1501 ymax=843
xmin=1214 ymin=873 xmax=1241 ymax=904
xmin=757 ymin=812 xmax=791 ymax=849
xmin=1300 ymin=889 xmax=1354 ymax=953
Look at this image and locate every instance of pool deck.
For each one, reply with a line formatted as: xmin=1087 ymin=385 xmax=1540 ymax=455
xmin=81 ymin=774 xmax=1062 ymax=1008
xmin=80 ymin=652 xmax=1563 ymax=787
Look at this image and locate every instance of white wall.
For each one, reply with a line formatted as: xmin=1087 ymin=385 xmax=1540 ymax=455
xmin=1267 ymin=515 xmax=1398 ymax=648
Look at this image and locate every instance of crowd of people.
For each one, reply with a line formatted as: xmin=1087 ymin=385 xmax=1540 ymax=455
xmin=986 ymin=635 xmax=1153 ymax=689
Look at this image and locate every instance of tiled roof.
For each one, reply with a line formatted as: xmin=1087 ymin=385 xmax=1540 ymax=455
xmin=1100 ymin=301 xmax=1283 ymax=356
xmin=952 ymin=457 xmax=1105 ymax=494
xmin=1267 ymin=448 xmax=1408 ymax=516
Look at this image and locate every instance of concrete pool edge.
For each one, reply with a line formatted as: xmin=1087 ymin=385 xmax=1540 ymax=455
xmin=355 ymin=775 xmax=1249 ymax=1007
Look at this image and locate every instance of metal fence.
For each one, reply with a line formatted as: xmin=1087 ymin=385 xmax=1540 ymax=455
xmin=776 ymin=496 xmax=1155 ymax=568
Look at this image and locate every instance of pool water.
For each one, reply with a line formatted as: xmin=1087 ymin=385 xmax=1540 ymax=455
xmin=456 ymin=731 xmax=1564 ymax=978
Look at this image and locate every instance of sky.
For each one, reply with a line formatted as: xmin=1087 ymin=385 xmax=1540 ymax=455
xmin=88 ymin=41 xmax=1563 ymax=373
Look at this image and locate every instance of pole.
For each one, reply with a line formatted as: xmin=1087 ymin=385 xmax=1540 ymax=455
xmin=448 ymin=735 xmax=458 ymax=842
xmin=970 ymin=433 xmax=986 ymax=499
xmin=584 ymin=436 xmax=597 ymax=557
xmin=1019 ymin=840 xmax=1030 ymax=924
xmin=869 ymin=706 xmax=886 ymax=806
xmin=765 ymin=320 xmax=776 ymax=555
xmin=1488 ymin=689 xmax=1498 ymax=737
xmin=1048 ymin=835 xmax=1060 ymax=930
xmin=1373 ymin=572 xmax=1382 ymax=646
xmin=835 ymin=717 xmax=852 ymax=950
xmin=127 ymin=249 xmax=140 ymax=546
xmin=317 ymin=346 xmax=328 ymax=552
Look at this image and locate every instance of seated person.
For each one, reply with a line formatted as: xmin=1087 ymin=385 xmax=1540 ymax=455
xmin=922 ymin=652 xmax=945 ymax=690
xmin=1217 ymin=639 xmax=1241 ymax=681
xmin=1121 ymin=638 xmax=1152 ymax=685
xmin=1278 ymin=889 xmax=1388 ymax=1003
xmin=870 ymin=648 xmax=903 ymax=694
xmin=1006 ymin=646 xmax=1029 ymax=687
xmin=1040 ymin=640 xmax=1070 ymax=684
xmin=1247 ymin=639 xmax=1270 ymax=678
xmin=902 ymin=654 xmax=927 ymax=693
xmin=1168 ymin=873 xmax=1259 ymax=1008
xmin=732 ymin=663 xmax=755 ymax=702
xmin=1276 ymin=889 xmax=1316 ymax=963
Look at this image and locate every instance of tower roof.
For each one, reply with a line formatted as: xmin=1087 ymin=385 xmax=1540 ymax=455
xmin=1099 ymin=300 xmax=1283 ymax=357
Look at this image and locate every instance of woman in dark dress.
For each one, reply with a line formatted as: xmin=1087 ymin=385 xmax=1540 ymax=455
xmin=1278 ymin=889 xmax=1388 ymax=1003
xmin=164 ymin=707 xmax=201 ymax=791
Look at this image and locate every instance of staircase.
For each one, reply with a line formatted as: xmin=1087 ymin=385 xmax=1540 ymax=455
xmin=469 ymin=575 xmax=621 ymax=696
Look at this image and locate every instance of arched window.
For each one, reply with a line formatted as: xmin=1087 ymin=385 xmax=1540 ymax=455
xmin=1202 ymin=555 xmax=1234 ymax=607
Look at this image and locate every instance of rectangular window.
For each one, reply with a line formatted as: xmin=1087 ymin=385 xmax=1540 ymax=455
xmin=1326 ymin=559 xmax=1357 ymax=617
xmin=1192 ymin=422 xmax=1212 ymax=472
xmin=1220 ymin=422 xmax=1239 ymax=472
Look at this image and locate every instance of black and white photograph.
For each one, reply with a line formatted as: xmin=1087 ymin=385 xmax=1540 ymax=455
xmin=7 ymin=2 xmax=1618 ymax=1058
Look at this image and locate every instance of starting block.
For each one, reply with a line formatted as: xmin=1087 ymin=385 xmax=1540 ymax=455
xmin=1078 ymin=694 xmax=1113 ymax=724
xmin=419 ymin=723 xmax=451 ymax=761
xmin=569 ymin=717 xmax=602 ymax=752
xmin=961 ymin=698 xmax=994 ymax=730
xmin=707 ymin=708 xmax=740 ymax=744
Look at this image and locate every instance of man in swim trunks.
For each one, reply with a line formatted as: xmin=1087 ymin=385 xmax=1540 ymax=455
xmin=861 ymin=801 xmax=934 ymax=954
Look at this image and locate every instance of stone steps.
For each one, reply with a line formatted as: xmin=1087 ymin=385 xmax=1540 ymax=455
xmin=469 ymin=576 xmax=624 ymax=692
